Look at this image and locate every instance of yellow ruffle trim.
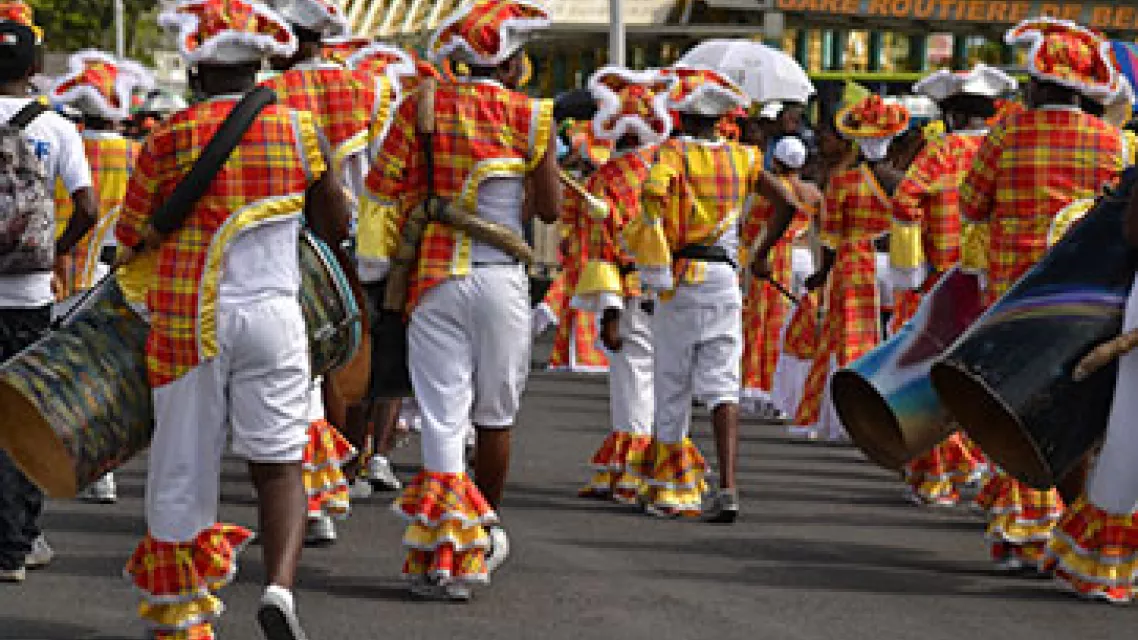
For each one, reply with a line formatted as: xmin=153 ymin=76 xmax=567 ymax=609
xmin=394 ymin=471 xmax=496 ymax=584
xmin=575 ymin=260 xmax=624 ymax=299
xmin=1043 ymin=496 xmax=1138 ymax=594
xmin=889 ymin=220 xmax=924 ymax=271
xmin=139 ymin=594 xmax=223 ymax=633
xmin=151 ymin=621 xmax=215 ymax=640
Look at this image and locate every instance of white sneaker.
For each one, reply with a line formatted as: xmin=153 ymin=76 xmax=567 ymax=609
xmin=24 ymin=535 xmax=53 ymax=569
xmin=257 ymin=585 xmax=309 ymax=640
xmin=484 ymin=525 xmax=510 ymax=574
xmin=78 ymin=473 xmax=117 ymax=504
xmin=0 ymin=566 xmax=25 ymax=583
xmin=304 ymin=515 xmax=336 ymax=547
xmin=367 ymin=455 xmax=402 ymax=491
xmin=407 ymin=575 xmax=472 ymax=602
xmin=348 ymin=477 xmax=373 ymax=499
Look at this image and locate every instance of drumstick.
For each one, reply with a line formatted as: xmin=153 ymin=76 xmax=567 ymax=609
xmin=558 ymin=169 xmax=609 ymax=216
xmin=762 ymin=274 xmax=799 ymax=305
xmin=50 ymin=268 xmax=118 ymax=330
xmin=1072 ymin=326 xmax=1138 ymax=381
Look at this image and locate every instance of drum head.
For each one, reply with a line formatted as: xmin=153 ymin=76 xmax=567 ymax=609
xmin=930 ymin=359 xmax=1053 ymax=490
xmin=0 ymin=382 xmax=76 ymax=497
xmin=831 ymin=370 xmax=908 ymax=470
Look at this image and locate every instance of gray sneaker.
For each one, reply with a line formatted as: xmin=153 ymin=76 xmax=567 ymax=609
xmin=703 ymin=489 xmax=740 ymax=524
xmin=24 ymin=535 xmax=53 ymax=569
xmin=367 ymin=455 xmax=402 ymax=491
xmin=0 ymin=566 xmax=25 ymax=583
xmin=408 ymin=575 xmax=472 ymax=602
xmin=257 ymin=586 xmax=309 ymax=640
xmin=78 ymin=473 xmax=117 ymax=504
xmin=304 ymin=515 xmax=336 ymax=547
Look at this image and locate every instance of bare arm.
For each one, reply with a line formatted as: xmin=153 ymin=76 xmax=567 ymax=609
xmin=56 ymin=186 xmax=97 ymax=256
xmin=529 ymin=124 xmax=562 ymax=224
xmin=305 ymin=131 xmax=350 ymax=247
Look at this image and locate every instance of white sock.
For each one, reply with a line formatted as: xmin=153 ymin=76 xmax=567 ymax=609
xmin=264 ymin=584 xmax=294 ymax=612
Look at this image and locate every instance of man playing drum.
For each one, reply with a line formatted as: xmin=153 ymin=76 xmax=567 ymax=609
xmin=959 ymin=17 xmax=1127 ymax=573
xmin=115 ymin=0 xmax=348 ymax=637
xmin=0 ymin=7 xmax=99 ymax=583
xmin=357 ymin=0 xmax=561 ymax=601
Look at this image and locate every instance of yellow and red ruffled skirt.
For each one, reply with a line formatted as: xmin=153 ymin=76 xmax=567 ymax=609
xmin=1042 ymin=496 xmax=1138 ymax=603
xmin=393 ymin=471 xmax=497 ymax=585
xmin=302 ymin=418 xmax=357 ymax=519
xmin=982 ymin=472 xmax=1064 ymax=567
xmin=580 ymin=432 xmax=654 ymax=503
xmin=124 ymin=523 xmax=253 ymax=640
xmin=903 ymin=432 xmax=989 ymax=507
xmin=631 ymin=439 xmax=708 ymax=517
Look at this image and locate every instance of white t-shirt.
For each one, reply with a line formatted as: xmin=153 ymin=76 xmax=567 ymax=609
xmin=0 ymin=96 xmax=94 ymax=308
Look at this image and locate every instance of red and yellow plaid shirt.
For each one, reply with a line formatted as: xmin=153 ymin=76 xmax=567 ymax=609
xmin=572 ymin=148 xmax=657 ymax=305
xmin=54 ymin=133 xmax=139 ymax=298
xmin=261 ymin=63 xmax=393 ymax=167
xmin=959 ymin=108 xmax=1123 ymax=301
xmin=627 ymin=137 xmax=762 ymax=290
xmin=116 ymin=99 xmax=325 ymax=386
xmin=358 ymin=79 xmax=553 ymax=312
xmin=891 ymin=131 xmax=985 ymax=275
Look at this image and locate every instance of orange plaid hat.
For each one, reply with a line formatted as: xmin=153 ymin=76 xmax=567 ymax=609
xmin=1005 ymin=17 xmax=1119 ymax=101
xmin=345 ymin=42 xmax=416 ymax=88
xmin=836 ymin=94 xmax=910 ymax=139
xmin=0 ymin=1 xmax=41 ymax=43
xmin=51 ymin=50 xmax=153 ymax=121
xmin=320 ymin=35 xmax=370 ymax=66
xmin=661 ymin=66 xmax=750 ymax=117
xmin=428 ymin=0 xmax=550 ymax=67
xmin=589 ymin=66 xmax=674 ymax=148
xmin=566 ymin=119 xmax=614 ymax=166
xmin=275 ymin=0 xmax=347 ymax=38
xmin=158 ymin=0 xmax=297 ymax=65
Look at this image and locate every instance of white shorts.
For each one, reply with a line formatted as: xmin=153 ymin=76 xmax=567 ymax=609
xmin=409 ymin=265 xmax=532 ymax=474
xmin=146 ymin=296 xmax=311 ymax=541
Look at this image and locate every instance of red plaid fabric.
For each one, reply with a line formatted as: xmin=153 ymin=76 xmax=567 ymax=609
xmin=959 ymin=109 xmax=1123 ymax=303
xmin=365 ymin=79 xmax=553 ymax=312
xmin=428 ymin=0 xmax=549 ymax=63
xmin=53 ymin=59 xmax=123 ymax=108
xmin=796 ymin=165 xmax=892 ymax=425
xmin=116 ymin=100 xmax=324 ymax=386
xmin=893 ymin=132 xmax=985 ymax=272
xmin=579 ymin=149 xmax=656 ymax=298
xmin=261 ymin=67 xmax=387 ymax=162
xmin=57 ymin=134 xmax=139 ymax=298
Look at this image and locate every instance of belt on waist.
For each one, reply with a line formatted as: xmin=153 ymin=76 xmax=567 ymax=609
xmin=674 ymin=245 xmax=737 ymax=268
xmin=471 ymin=260 xmax=521 ymax=268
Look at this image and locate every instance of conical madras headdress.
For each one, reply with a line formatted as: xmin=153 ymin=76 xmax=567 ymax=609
xmin=158 ymin=0 xmax=297 ymax=66
xmin=589 ymin=66 xmax=674 ymax=148
xmin=661 ymin=66 xmax=751 ymax=117
xmin=1005 ymin=17 xmax=1119 ymax=102
xmin=427 ymin=0 xmax=550 ymax=67
xmin=50 ymin=50 xmax=154 ymax=121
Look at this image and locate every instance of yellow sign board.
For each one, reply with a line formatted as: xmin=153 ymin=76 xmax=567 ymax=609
xmin=775 ymin=0 xmax=1138 ymax=31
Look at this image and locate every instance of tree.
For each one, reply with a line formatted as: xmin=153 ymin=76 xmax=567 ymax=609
xmin=29 ymin=0 xmax=162 ymax=65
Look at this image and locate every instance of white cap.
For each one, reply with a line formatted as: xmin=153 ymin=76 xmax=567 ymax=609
xmin=773 ymin=136 xmax=807 ymax=170
xmin=759 ymin=101 xmax=783 ymax=120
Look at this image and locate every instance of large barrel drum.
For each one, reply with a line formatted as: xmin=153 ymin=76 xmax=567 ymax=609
xmin=930 ymin=191 xmax=1138 ymax=490
xmin=0 ymin=231 xmax=366 ymax=498
xmin=831 ymin=268 xmax=984 ymax=470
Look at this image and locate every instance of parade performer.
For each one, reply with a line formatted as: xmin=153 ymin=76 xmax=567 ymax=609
xmin=889 ymin=64 xmax=1016 ymax=507
xmin=116 ymin=0 xmax=349 ymax=636
xmin=357 ymin=0 xmax=560 ymax=600
xmin=573 ymin=65 xmax=673 ymax=501
xmin=1039 ymin=177 xmax=1138 ymax=603
xmin=739 ymin=136 xmax=818 ymax=418
xmin=48 ymin=49 xmax=152 ymax=506
xmin=262 ymin=0 xmax=398 ymax=545
xmin=622 ymin=66 xmax=790 ymax=522
xmin=0 ymin=9 xmax=99 ymax=583
xmin=959 ymin=18 xmax=1126 ymax=572
xmin=781 ymin=95 xmax=910 ymax=442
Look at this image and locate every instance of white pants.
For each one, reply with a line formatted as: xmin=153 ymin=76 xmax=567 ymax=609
xmin=146 ymin=296 xmax=311 ymax=542
xmin=652 ymin=286 xmax=742 ymax=444
xmin=1088 ymin=284 xmax=1138 ymax=514
xmin=409 ymin=266 xmax=532 ymax=474
xmin=608 ymin=299 xmax=654 ymax=437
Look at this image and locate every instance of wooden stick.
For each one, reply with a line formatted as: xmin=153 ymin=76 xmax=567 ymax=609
xmin=558 ymin=169 xmax=608 ymax=217
xmin=1073 ymin=326 xmax=1138 ymax=382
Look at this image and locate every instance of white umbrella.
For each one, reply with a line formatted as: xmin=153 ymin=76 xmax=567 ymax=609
xmin=677 ymin=39 xmax=814 ymax=105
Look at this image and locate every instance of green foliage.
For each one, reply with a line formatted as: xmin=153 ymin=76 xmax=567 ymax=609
xmin=28 ymin=0 xmax=161 ymax=65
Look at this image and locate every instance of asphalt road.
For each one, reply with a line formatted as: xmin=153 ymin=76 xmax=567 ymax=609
xmin=2 ymin=365 xmax=1136 ymax=639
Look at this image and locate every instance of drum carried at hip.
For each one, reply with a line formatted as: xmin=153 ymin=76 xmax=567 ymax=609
xmin=0 ymin=230 xmax=368 ymax=498
xmin=931 ymin=192 xmax=1137 ymax=491
xmin=831 ymin=267 xmax=984 ymax=471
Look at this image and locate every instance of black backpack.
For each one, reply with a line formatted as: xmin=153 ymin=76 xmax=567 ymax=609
xmin=0 ymin=101 xmax=52 ymax=274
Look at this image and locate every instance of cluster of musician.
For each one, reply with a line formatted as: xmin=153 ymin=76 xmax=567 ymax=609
xmin=1 ymin=0 xmax=1138 ymax=638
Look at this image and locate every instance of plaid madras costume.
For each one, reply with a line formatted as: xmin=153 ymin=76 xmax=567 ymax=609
xmin=890 ymin=131 xmax=991 ymax=505
xmin=739 ymin=177 xmax=810 ymax=409
xmin=574 ymin=149 xmax=656 ymax=500
xmin=116 ymin=100 xmax=324 ymax=637
xmin=116 ymin=99 xmax=325 ymax=387
xmin=624 ymin=137 xmax=760 ymax=515
xmin=959 ymin=108 xmax=1124 ymax=305
xmin=959 ymin=107 xmax=1124 ymax=570
xmin=54 ymin=133 xmax=139 ymax=300
xmin=358 ymin=78 xmax=553 ymax=313
xmin=547 ymin=183 xmax=608 ymax=373
xmin=358 ymin=77 xmax=552 ymax=585
xmin=793 ymin=165 xmax=892 ymax=434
